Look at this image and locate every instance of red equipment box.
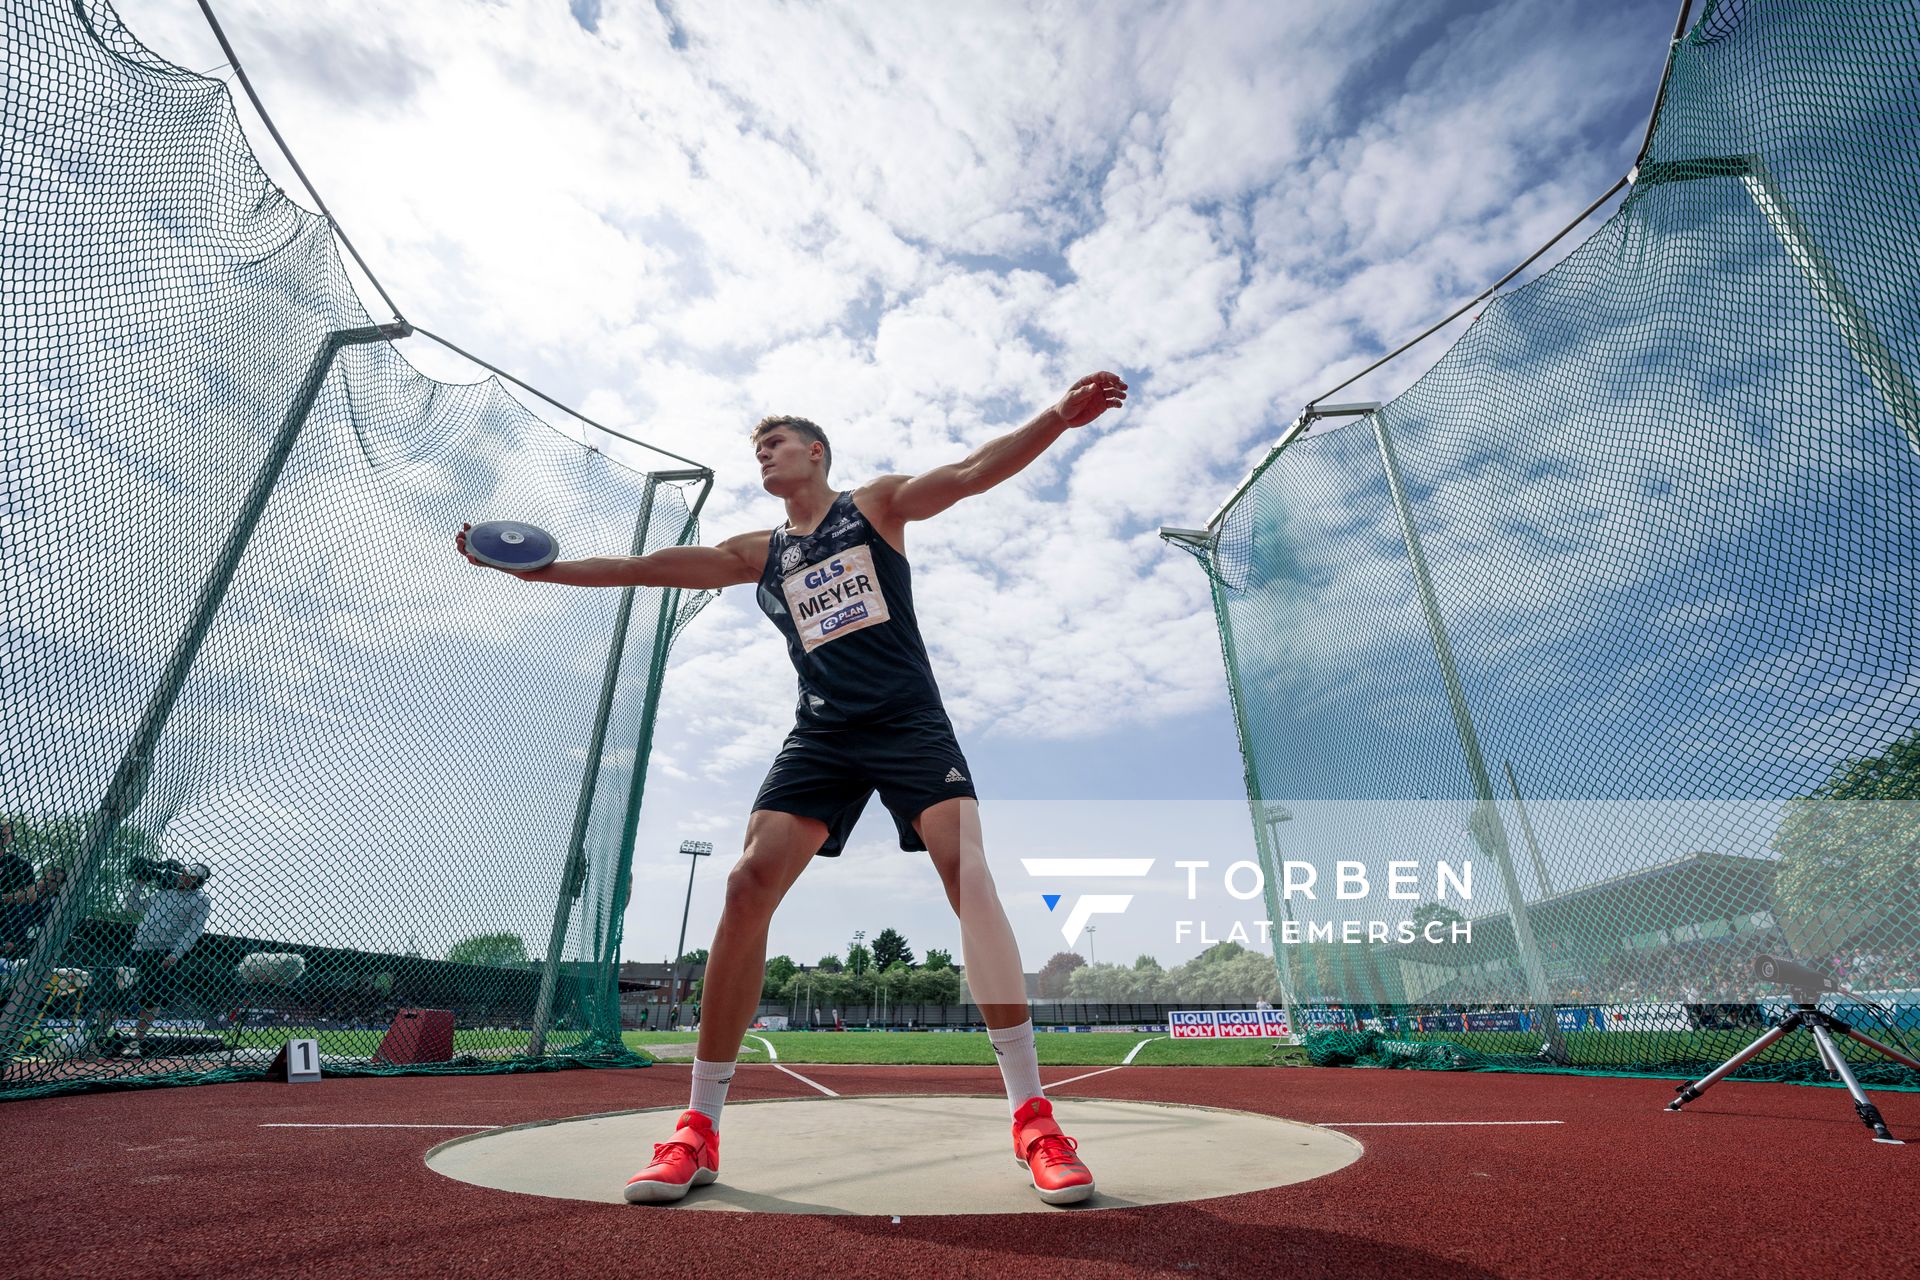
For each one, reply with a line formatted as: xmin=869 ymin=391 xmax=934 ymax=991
xmin=374 ymin=1008 xmax=454 ymax=1065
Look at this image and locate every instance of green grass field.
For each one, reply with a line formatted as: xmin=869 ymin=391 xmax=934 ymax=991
xmin=1402 ymin=1027 xmax=1920 ymax=1066
xmin=177 ymin=1024 xmax=1304 ymax=1067
xmin=622 ymin=1029 xmax=1307 ymax=1067
xmin=229 ymin=1023 xmax=1914 ymax=1075
xmin=226 ymin=1027 xmax=598 ymax=1058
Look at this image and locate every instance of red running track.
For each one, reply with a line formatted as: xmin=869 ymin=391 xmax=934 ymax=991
xmin=2 ymin=1064 xmax=1912 ymax=1279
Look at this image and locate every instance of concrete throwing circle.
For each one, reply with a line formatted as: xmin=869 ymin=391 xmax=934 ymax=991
xmin=426 ymin=1094 xmax=1361 ymax=1215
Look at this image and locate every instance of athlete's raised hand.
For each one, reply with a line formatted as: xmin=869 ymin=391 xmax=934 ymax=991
xmin=1052 ymin=371 xmax=1128 ymax=428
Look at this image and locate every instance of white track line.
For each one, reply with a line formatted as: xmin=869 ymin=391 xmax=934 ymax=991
xmin=260 ymin=1123 xmax=498 ymax=1130
xmin=1314 ymin=1120 xmax=1565 ymax=1127
xmin=1122 ymin=1036 xmax=1165 ymax=1064
xmin=1046 ymin=1064 xmax=1126 ymax=1089
xmin=772 ymin=1063 xmax=839 ymax=1097
xmin=746 ymin=1034 xmax=778 ymax=1061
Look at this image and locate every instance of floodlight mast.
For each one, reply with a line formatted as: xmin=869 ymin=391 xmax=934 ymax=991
xmin=1260 ymin=803 xmax=1303 ymax=1040
xmin=667 ymin=840 xmax=715 ymax=1016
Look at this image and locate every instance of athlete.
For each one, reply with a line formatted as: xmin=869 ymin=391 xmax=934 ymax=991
xmin=457 ymin=370 xmax=1127 ymax=1205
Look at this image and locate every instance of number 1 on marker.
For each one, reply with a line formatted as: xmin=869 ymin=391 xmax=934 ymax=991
xmin=286 ymin=1038 xmax=321 ymax=1083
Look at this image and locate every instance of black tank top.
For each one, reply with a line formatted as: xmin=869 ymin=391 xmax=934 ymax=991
xmin=755 ymin=491 xmax=945 ymax=726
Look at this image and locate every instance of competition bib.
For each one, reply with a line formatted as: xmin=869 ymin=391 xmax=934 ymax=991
xmin=781 ymin=544 xmax=891 ymax=651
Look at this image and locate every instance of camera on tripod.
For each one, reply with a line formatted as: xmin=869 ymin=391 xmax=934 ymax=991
xmin=1664 ymin=950 xmax=1917 ymax=1144
xmin=127 ymin=854 xmax=190 ymax=886
xmin=1751 ymin=952 xmax=1836 ymax=998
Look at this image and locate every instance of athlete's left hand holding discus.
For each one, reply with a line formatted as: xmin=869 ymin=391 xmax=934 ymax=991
xmin=456 ymin=372 xmax=1126 ymax=1208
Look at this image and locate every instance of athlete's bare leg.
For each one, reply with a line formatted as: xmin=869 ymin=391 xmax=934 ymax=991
xmin=918 ymin=796 xmax=1095 ymax=1200
xmin=694 ymin=809 xmax=828 ymax=1063
xmin=916 ymin=797 xmax=1029 ymax=1031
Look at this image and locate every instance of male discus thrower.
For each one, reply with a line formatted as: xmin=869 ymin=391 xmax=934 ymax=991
xmin=1666 ymin=954 xmax=1920 ymax=1144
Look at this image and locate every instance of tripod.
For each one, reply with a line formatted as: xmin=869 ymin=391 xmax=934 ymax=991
xmin=1666 ymin=990 xmax=1920 ymax=1144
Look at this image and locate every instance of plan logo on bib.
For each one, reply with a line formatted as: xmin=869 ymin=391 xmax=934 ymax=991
xmin=1021 ymin=857 xmax=1155 ymax=945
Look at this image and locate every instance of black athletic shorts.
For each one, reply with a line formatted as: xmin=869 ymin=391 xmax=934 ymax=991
xmin=752 ymin=705 xmax=978 ymax=856
xmin=130 ymin=950 xmax=181 ymax=1007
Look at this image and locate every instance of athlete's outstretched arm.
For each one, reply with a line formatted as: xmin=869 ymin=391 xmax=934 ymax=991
xmin=457 ymin=526 xmax=770 ymax=589
xmin=872 ymin=371 xmax=1127 ymax=523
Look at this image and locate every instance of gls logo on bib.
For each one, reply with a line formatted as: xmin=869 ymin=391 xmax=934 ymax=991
xmin=782 ymin=544 xmax=890 ymax=651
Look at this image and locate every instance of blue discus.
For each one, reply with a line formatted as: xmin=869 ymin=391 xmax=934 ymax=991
xmin=466 ymin=520 xmax=558 ymax=572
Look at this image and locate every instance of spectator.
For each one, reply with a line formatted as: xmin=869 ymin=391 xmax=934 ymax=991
xmin=0 ymin=822 xmax=66 ymax=962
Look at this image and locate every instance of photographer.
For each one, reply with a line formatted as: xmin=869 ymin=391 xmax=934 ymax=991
xmin=0 ymin=821 xmax=66 ymax=963
xmin=123 ymin=858 xmax=212 ymax=1056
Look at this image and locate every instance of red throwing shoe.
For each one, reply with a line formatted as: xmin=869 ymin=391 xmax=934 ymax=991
xmin=1011 ymin=1096 xmax=1095 ymax=1205
xmin=623 ymin=1109 xmax=720 ymax=1204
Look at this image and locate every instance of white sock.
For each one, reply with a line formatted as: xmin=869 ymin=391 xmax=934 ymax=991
xmin=987 ymin=1020 xmax=1043 ymax=1116
xmin=689 ymin=1058 xmax=735 ymax=1127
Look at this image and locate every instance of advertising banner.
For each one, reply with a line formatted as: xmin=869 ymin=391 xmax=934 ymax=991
xmin=1168 ymin=1010 xmax=1218 ymax=1039
xmin=1170 ymin=1009 xmax=1294 ymax=1039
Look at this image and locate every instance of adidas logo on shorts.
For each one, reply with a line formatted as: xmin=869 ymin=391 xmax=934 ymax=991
xmin=944 ymin=767 xmax=967 ymax=783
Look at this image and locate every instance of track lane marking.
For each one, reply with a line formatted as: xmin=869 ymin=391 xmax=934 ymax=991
xmin=746 ymin=1033 xmax=778 ymax=1061
xmin=1046 ymin=1065 xmax=1127 ymax=1089
xmin=773 ymin=1063 xmax=838 ymax=1097
xmin=1314 ymin=1120 xmax=1565 ymax=1127
xmin=1123 ymin=1036 xmax=1164 ymax=1064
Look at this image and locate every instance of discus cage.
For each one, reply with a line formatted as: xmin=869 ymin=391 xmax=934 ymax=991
xmin=1166 ymin=0 xmax=1920 ymax=1083
xmin=1 ymin=0 xmax=715 ymax=1100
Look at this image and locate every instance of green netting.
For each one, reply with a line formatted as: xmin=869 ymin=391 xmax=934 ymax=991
xmin=1185 ymin=0 xmax=1920 ymax=1084
xmin=1 ymin=0 xmax=711 ymax=1100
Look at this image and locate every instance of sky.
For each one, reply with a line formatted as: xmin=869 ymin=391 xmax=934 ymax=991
xmin=88 ymin=0 xmax=1694 ymax=978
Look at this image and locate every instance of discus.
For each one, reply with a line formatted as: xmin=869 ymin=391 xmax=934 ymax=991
xmin=466 ymin=520 xmax=558 ymax=572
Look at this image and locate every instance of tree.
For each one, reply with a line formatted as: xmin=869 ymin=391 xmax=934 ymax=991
xmin=871 ymin=927 xmax=915 ymax=970
xmin=871 ymin=958 xmax=913 ymax=1007
xmin=923 ymin=947 xmax=954 ymax=971
xmin=1160 ymin=941 xmax=1279 ymax=1003
xmin=815 ymin=953 xmax=844 ymax=973
xmin=1036 ymin=950 xmax=1086 ymax=997
xmin=2 ymin=814 xmax=165 ymax=920
xmin=446 ymin=933 xmax=529 ymax=967
xmin=906 ymin=966 xmax=962 ymax=1003
xmin=763 ymin=954 xmax=797 ymax=998
xmin=676 ymin=948 xmax=709 ymax=966
xmin=1066 ymin=962 xmax=1138 ymax=1000
xmin=1772 ymin=729 xmax=1920 ymax=953
xmin=1127 ymin=954 xmax=1171 ymax=1002
xmin=846 ymin=942 xmax=872 ymax=976
xmin=1411 ymin=902 xmax=1466 ymax=934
